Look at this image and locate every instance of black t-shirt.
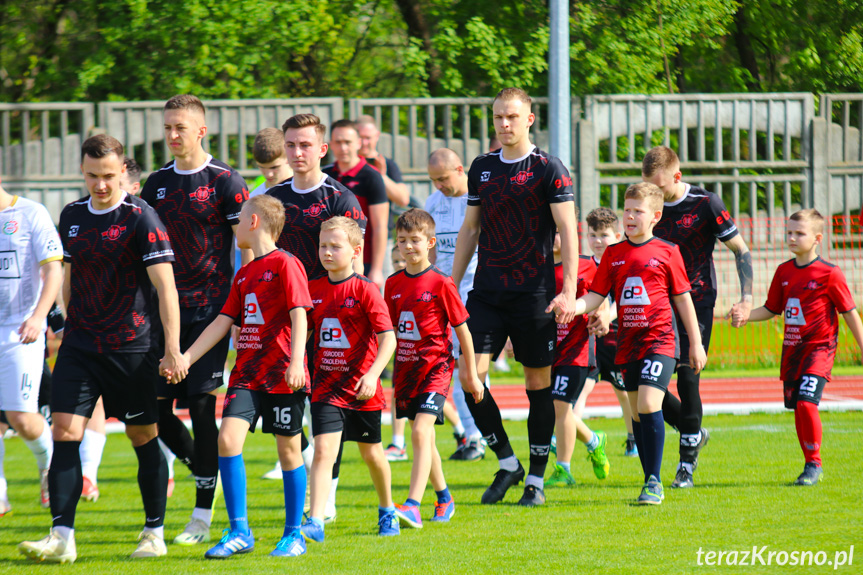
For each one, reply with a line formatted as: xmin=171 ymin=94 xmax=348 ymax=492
xmin=653 ymin=184 xmax=739 ymax=309
xmin=323 ymin=158 xmax=387 ymax=265
xmin=467 ymin=146 xmax=574 ymax=293
xmin=140 ymin=155 xmax=247 ymax=309
xmin=59 ymin=193 xmax=175 ymax=353
xmin=266 ymin=174 xmax=367 ymax=280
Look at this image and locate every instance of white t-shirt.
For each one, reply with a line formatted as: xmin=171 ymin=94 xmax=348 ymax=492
xmin=424 ymin=190 xmax=477 ymax=302
xmin=0 ymin=196 xmax=63 ymax=326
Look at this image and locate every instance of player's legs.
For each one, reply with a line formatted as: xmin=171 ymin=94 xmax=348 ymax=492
xmin=126 ymin=422 xmax=168 ymax=548
xmin=386 ymin=401 xmax=408 ymax=461
xmin=787 ymin=375 xmax=827 ymax=485
xmin=308 ymin=431 xmax=341 ymax=521
xmin=270 ymin=395 xmax=306 ymax=555
xmin=572 ymin=376 xmax=595 ymax=419
xmin=358 ymin=441 xmax=394 ymax=509
xmin=80 ymin=398 xmax=107 ymax=501
xmin=406 ymin=413 xmax=438 ymax=504
xmin=157 ymin=398 xmax=196 ymax=473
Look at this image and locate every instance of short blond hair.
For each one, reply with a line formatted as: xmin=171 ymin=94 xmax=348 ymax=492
xmin=624 ymin=182 xmax=664 ymax=213
xmin=320 ymin=216 xmax=363 ymax=247
xmin=246 ymin=195 xmax=285 ymax=240
xmin=789 ymin=208 xmax=825 ymax=235
xmin=642 ymin=146 xmax=679 ymax=178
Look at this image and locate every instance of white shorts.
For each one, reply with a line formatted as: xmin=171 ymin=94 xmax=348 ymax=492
xmin=0 ymin=326 xmax=45 ymax=413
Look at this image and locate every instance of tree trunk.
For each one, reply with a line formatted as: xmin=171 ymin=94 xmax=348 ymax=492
xmin=393 ymin=0 xmax=440 ymax=94
xmin=733 ymin=4 xmax=761 ymax=91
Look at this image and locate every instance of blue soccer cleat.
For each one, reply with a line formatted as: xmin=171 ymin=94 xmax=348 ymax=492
xmin=270 ymin=531 xmax=306 ymax=557
xmin=395 ymin=503 xmax=423 ymax=528
xmin=204 ymin=529 xmax=254 ymax=559
xmin=378 ymin=510 xmax=400 ymax=536
xmin=301 ymin=517 xmax=325 ymax=543
xmin=431 ymin=499 xmax=455 ymax=522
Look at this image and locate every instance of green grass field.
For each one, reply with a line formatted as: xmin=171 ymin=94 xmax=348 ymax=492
xmin=2 ymin=411 xmax=861 ymax=574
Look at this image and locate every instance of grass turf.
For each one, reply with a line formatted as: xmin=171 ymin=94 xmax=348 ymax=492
xmin=2 ymin=411 xmax=861 ymax=574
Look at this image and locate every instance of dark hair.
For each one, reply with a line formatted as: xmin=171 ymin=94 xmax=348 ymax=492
xmin=124 ymin=158 xmax=143 ymax=183
xmin=253 ymin=128 xmax=286 ymax=164
xmin=282 ymin=113 xmax=326 ymax=139
xmin=164 ymin=94 xmax=206 ymax=117
xmin=395 ymin=208 xmax=436 ymax=236
xmin=81 ymin=134 xmax=124 ymax=161
xmin=330 ymin=119 xmax=358 ymax=135
xmin=586 ymin=207 xmax=619 ymax=232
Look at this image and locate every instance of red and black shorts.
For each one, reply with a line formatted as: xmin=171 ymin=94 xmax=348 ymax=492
xmin=783 ymin=374 xmax=827 ymax=409
xmin=222 ymin=387 xmax=305 ymax=437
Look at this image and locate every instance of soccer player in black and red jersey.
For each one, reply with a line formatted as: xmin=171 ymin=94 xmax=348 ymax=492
xmin=324 ymin=119 xmax=389 ymax=289
xmin=574 ymin=182 xmax=707 ymax=505
xmin=19 ymin=135 xmax=186 ymax=563
xmin=301 ymin=216 xmax=399 ymax=542
xmin=740 ymin=209 xmax=863 ymax=486
xmin=642 ymin=146 xmax=754 ymax=489
xmin=141 ymin=95 xmax=250 ymax=545
xmin=451 ymin=88 xmax=581 ymax=507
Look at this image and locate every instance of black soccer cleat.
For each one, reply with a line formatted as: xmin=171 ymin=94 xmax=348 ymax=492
xmin=481 ymin=463 xmax=525 ymax=504
xmin=793 ymin=462 xmax=823 ymax=486
xmin=449 ymin=433 xmax=468 ymax=460
xmin=517 ymin=484 xmax=546 ymax=507
xmin=671 ymin=465 xmax=694 ymax=489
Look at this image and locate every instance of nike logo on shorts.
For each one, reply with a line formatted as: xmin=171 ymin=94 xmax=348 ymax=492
xmin=126 ymin=411 xmax=144 ymax=419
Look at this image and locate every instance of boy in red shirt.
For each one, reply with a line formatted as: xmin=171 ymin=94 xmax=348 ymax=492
xmin=573 ymin=183 xmax=707 ymax=505
xmin=739 ymin=209 xmax=863 ymax=486
xmin=385 ymin=209 xmax=484 ymax=527
xmin=169 ymin=195 xmax=313 ymax=558
xmin=301 ymin=216 xmax=399 ymax=541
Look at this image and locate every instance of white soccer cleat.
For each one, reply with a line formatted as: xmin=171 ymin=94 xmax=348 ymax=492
xmin=19 ymin=529 xmax=77 ymax=564
xmin=262 ymin=461 xmax=283 ymax=480
xmin=173 ymin=517 xmax=211 ymax=545
xmin=131 ymin=531 xmax=167 ymax=558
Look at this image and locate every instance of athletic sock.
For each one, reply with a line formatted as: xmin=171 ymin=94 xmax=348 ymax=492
xmin=525 ymin=475 xmax=544 ymax=489
xmin=134 ymin=437 xmax=167 ymax=529
xmin=283 ymin=465 xmax=306 ymax=537
xmin=80 ymin=429 xmax=106 ymax=482
xmin=559 ymin=462 xmax=571 ymax=473
xmin=661 ymin=392 xmax=681 ymax=432
xmin=329 ymin=477 xmax=339 ymax=508
xmin=23 ymin=418 xmax=53 ymax=472
xmin=54 ymin=526 xmax=73 ymax=541
xmin=498 ymin=455 xmax=520 ymax=472
xmin=220 ymin=454 xmax=249 ymax=535
xmin=392 ymin=435 xmax=405 ymax=450
xmin=639 ymin=411 xmax=665 ymax=483
xmin=526 ymin=387 xmax=554 ymax=480
xmin=631 ymin=419 xmax=646 ymax=477
xmin=332 ymin=439 xmax=344 ymax=482
xmin=189 ymin=394 xmax=219 ymax=510
xmin=676 ymin=366 xmax=703 ymax=462
xmin=795 ymin=401 xmax=823 ymax=466
xmin=142 ymin=526 xmax=164 ymax=540
xmin=158 ymin=438 xmax=176 ymax=480
xmin=464 ymin=386 xmax=514 ymax=459
xmin=49 ymin=441 xmax=83 ymax=529
xmin=452 ymin=421 xmax=465 ymax=436
xmin=404 ymin=498 xmax=420 ymax=508
xmin=627 ymin=432 xmax=635 ymax=441
xmin=378 ymin=505 xmax=395 ymax=518
xmin=585 ymin=432 xmax=599 ymax=452
xmin=191 ymin=507 xmax=213 ymax=524
xmin=435 ymin=487 xmax=451 ymax=504
xmin=157 ymin=400 xmax=195 ymax=472
xmin=301 ymin=441 xmax=314 ymax=473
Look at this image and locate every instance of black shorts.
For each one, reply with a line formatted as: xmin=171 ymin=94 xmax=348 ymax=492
xmin=551 ymin=365 xmax=591 ymax=404
xmin=676 ymin=306 xmax=714 ymax=368
xmin=222 ymin=387 xmax=305 ymax=436
xmin=621 ymin=354 xmax=677 ymax=393
xmin=310 ymin=403 xmax=382 ymax=444
xmin=592 ymin=341 xmax=625 ymax=391
xmin=50 ymin=345 xmax=159 ymax=425
xmin=395 ymin=391 xmax=446 ymax=424
xmin=466 ymin=289 xmax=556 ymax=368
xmin=158 ymin=305 xmax=229 ymax=399
xmin=783 ymin=374 xmax=827 ymax=409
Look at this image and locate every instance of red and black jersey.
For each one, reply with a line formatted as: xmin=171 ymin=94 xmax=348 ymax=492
xmin=220 ymin=250 xmax=312 ymax=394
xmin=653 ymin=184 xmax=738 ymax=309
xmin=554 ymin=257 xmax=597 ymax=368
xmin=140 ymin=155 xmax=247 ymax=309
xmin=323 ymin=158 xmax=387 ymax=265
xmin=266 ymin=175 xmax=367 ymax=280
xmin=592 ymin=255 xmax=619 ymax=348
xmin=59 ymin=193 xmax=175 ymax=353
xmin=385 ymin=266 xmax=469 ymax=400
xmin=467 ymin=146 xmax=574 ymax=293
xmin=764 ymin=257 xmax=856 ymax=382
xmin=590 ymin=238 xmax=691 ymax=365
xmin=308 ymin=273 xmax=393 ymax=410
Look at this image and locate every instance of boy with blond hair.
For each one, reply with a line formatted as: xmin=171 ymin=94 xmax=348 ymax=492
xmin=737 ymin=209 xmax=863 ymax=486
xmin=386 ymin=209 xmax=484 ymax=527
xmin=168 ymin=194 xmax=313 ymax=558
xmin=572 ymin=183 xmax=706 ymax=505
xmin=301 ymin=216 xmax=399 ymax=542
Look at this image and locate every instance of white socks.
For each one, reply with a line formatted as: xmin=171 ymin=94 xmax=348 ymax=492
xmin=80 ymin=429 xmax=107 ymax=482
xmin=23 ymin=418 xmax=53 ymax=472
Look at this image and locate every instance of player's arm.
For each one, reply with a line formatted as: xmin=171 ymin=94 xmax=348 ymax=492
xmin=574 ymin=291 xmax=605 ymax=316
xmin=723 ymin=234 xmax=754 ymax=325
xmin=285 ymin=307 xmax=308 ymax=391
xmin=182 ymin=314 xmax=234 ymax=366
xmin=232 ymin=224 xmax=254 ymax=267
xmin=742 ymin=306 xmax=777 ymax=324
xmin=149 ymin=262 xmax=189 ymax=384
xmin=546 ymin=201 xmax=580 ymax=324
xmin=453 ymin=322 xmax=484 ymax=402
xmin=841 ymin=310 xmax=863 ymax=363
xmin=672 ymin=292 xmax=707 ymax=373
xmin=452 ymin=204 xmax=480 ymax=288
xmin=368 ymin=202 xmax=388 ymax=288
xmin=587 ymin=297 xmax=611 ymax=337
xmin=19 ymin=259 xmax=62 ymax=343
xmin=369 ymin=156 xmax=409 ymax=207
xmin=355 ymin=330 xmax=396 ymax=401
xmin=62 ymin=262 xmax=72 ymax=312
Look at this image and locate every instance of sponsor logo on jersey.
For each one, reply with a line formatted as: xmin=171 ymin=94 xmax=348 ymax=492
xmin=554 ymin=176 xmax=573 ymax=189
xmin=620 ymin=277 xmax=651 ymax=305
xmin=510 ymin=171 xmax=534 ymax=185
xmin=320 ymin=317 xmax=350 ymax=348
xmin=260 ymin=269 xmax=276 ymax=282
xmin=646 ymin=257 xmax=661 ymax=268
xmin=156 ymin=188 xmax=166 ymax=200
xmin=397 ymin=311 xmax=421 ymax=340
xmin=480 ymin=171 xmax=491 ymax=182
xmin=101 ymin=225 xmax=127 ymax=241
xmin=147 ymin=228 xmax=170 ymax=243
xmin=784 ymin=297 xmax=806 ymax=326
xmin=303 ymin=203 xmax=325 ymax=217
xmin=244 ymin=292 xmax=265 ymax=325
xmin=677 ymin=214 xmax=699 ymax=229
xmin=805 ymin=280 xmax=821 ymax=290
xmin=341 ymin=296 xmax=358 ymax=309
xmin=346 ymin=181 xmax=358 ymax=189
xmin=2 ymin=220 xmax=18 ymax=235
xmin=69 ymin=225 xmax=79 ymax=237
xmin=391 ymin=293 xmax=401 ymax=299
xmin=189 ymin=185 xmax=214 ymax=202
xmin=417 ymin=291 xmax=436 ymax=303
xmin=716 ymin=209 xmax=732 ymax=225
xmin=611 ymin=260 xmax=625 ymax=266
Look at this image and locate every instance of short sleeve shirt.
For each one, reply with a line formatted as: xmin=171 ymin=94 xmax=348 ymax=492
xmin=59 ymin=194 xmax=175 ymax=353
xmin=424 ymin=190 xmax=477 ymax=301
xmin=324 ymin=158 xmax=387 ymax=265
xmin=220 ymin=250 xmax=312 ymax=393
xmin=554 ymin=257 xmax=597 ymax=368
xmin=590 ymin=238 xmax=691 ymax=365
xmin=308 ymin=273 xmax=393 ymax=410
xmin=764 ymin=257 xmax=856 ymax=382
xmin=467 ymin=146 xmax=574 ymax=293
